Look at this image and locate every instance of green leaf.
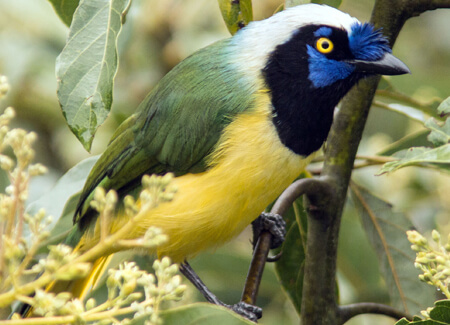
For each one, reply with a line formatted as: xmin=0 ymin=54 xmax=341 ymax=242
xmin=377 ymin=96 xmax=450 ymax=174
xmin=338 ymin=201 xmax=389 ymax=302
xmin=375 ymin=103 xmax=429 ymax=123
xmin=312 ymin=0 xmax=342 ymax=8
xmin=27 ymin=156 xmax=97 ymax=223
xmin=395 ymin=318 xmax=412 ymax=325
xmin=435 ymin=300 xmax=450 ymax=309
xmin=217 ymin=0 xmax=253 ymax=35
xmin=131 ymin=303 xmax=254 ymax=325
xmin=274 ymin=199 xmax=307 ymax=314
xmin=378 ymin=145 xmax=450 ymax=175
xmin=437 ymin=96 xmax=450 ymax=115
xmin=47 ymin=0 xmax=80 ymax=27
xmin=56 ymin=0 xmax=130 ymax=151
xmin=395 ymin=319 xmax=446 ymax=325
xmin=285 ymin=0 xmax=311 ymax=8
xmin=350 ymin=182 xmax=436 ymax=316
xmin=426 ymin=96 xmax=450 ymax=147
xmin=430 ymin=300 xmax=450 ymax=323
xmin=276 ymin=222 xmax=304 ymax=313
xmin=377 ymin=95 xmax=450 ymax=174
xmin=31 ymin=156 xmax=98 ymax=253
xmin=394 ymin=300 xmax=450 ymax=325
xmin=377 ymin=130 xmax=432 ymax=157
xmin=375 ymin=86 xmax=443 ymax=121
xmin=426 ymin=118 xmax=450 ymax=147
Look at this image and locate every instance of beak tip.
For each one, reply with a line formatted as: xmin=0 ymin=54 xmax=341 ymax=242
xmin=352 ymin=53 xmax=410 ymax=76
xmin=381 ymin=53 xmax=411 ymax=76
xmin=393 ymin=57 xmax=411 ymax=75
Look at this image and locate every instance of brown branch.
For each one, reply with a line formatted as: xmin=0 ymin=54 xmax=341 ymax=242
xmin=241 ymin=178 xmax=334 ymax=305
xmin=301 ymin=1 xmax=449 ymax=324
xmin=241 ymin=232 xmax=271 ymax=305
xmin=272 ymin=177 xmax=333 ymax=217
xmin=240 ymin=0 xmax=450 ymax=322
xmin=338 ymin=303 xmax=413 ymax=324
xmin=308 ymin=155 xmax=397 ymax=175
xmin=403 ymin=0 xmax=450 ymax=17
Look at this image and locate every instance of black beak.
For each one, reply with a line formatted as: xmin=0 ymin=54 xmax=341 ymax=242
xmin=351 ymin=53 xmax=410 ymax=76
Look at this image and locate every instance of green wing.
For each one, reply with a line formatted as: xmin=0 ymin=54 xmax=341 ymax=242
xmin=75 ymin=38 xmax=260 ymax=223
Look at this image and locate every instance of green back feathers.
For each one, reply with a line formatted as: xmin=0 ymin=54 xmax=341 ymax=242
xmin=75 ymin=38 xmax=261 ymax=225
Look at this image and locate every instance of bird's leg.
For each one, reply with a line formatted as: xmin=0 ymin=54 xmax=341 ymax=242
xmin=251 ymin=212 xmax=286 ymax=252
xmin=179 ymin=261 xmax=263 ymax=322
xmin=179 ymin=261 xmax=222 ymax=305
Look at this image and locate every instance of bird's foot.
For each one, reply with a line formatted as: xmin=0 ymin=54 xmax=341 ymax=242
xmin=180 ymin=262 xmax=263 ymax=321
xmin=251 ymin=212 xmax=286 ymax=250
xmin=226 ymin=301 xmax=263 ymax=322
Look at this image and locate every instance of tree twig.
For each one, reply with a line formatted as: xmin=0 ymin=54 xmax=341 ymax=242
xmin=300 ymin=1 xmax=449 ymax=324
xmin=241 ymin=177 xmax=335 ymax=305
xmin=375 ymin=89 xmax=441 ymax=119
xmin=338 ymin=303 xmax=414 ymax=324
xmin=241 ymin=232 xmax=272 ymax=305
xmin=308 ymin=155 xmax=397 ymax=175
xmin=240 ymin=0 xmax=449 ymax=322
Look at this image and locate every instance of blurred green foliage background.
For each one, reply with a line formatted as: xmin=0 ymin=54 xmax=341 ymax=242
xmin=0 ymin=0 xmax=448 ymax=324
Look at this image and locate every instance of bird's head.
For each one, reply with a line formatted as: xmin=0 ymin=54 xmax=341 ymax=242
xmin=231 ymin=4 xmax=410 ymax=156
xmin=234 ymin=4 xmax=410 ymax=91
xmin=303 ymin=22 xmax=408 ymax=88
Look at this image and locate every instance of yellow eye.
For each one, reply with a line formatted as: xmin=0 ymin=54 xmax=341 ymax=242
xmin=316 ymin=37 xmax=334 ymax=54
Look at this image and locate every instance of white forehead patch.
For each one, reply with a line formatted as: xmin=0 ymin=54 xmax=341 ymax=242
xmin=229 ymin=4 xmax=360 ymax=83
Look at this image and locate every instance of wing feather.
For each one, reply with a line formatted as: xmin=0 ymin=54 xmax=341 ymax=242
xmin=75 ymin=38 xmax=260 ymax=224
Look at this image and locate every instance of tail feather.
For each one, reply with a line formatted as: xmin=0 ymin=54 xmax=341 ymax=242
xmin=71 ymin=254 xmax=113 ymax=300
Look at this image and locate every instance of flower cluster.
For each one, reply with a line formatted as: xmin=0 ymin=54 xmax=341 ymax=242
xmin=25 ymin=259 xmax=185 ymax=325
xmin=407 ymin=229 xmax=450 ymax=317
xmin=0 ymin=77 xmax=49 ymax=296
xmin=0 ymin=77 xmax=185 ymax=324
xmin=140 ymin=173 xmax=178 ymax=209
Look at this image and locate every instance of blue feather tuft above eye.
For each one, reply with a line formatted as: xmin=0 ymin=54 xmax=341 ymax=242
xmin=314 ymin=27 xmax=332 ymax=38
xmin=349 ymin=23 xmax=391 ymax=61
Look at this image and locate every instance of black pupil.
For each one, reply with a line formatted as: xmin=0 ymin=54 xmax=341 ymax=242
xmin=322 ymin=40 xmax=329 ymax=49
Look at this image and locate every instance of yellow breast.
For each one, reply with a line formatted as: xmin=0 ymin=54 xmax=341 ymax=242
xmin=130 ymin=93 xmax=312 ymax=262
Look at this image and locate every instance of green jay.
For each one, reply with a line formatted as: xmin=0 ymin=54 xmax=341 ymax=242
xmin=19 ymin=3 xmax=410 ymax=321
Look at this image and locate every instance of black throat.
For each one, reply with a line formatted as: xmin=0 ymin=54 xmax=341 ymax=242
xmin=263 ymin=28 xmax=361 ymax=157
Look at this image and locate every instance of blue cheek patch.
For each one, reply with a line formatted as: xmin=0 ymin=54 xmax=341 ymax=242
xmin=307 ymin=45 xmax=355 ymax=88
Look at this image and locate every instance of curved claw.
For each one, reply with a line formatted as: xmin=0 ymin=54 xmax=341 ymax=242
xmin=228 ymin=301 xmax=263 ymax=322
xmin=266 ymin=250 xmax=283 ymax=262
xmin=252 ymin=212 xmax=286 ymax=250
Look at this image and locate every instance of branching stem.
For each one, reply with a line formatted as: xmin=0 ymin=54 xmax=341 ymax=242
xmin=243 ymin=1 xmax=449 ymax=324
xmin=338 ymin=303 xmax=413 ymax=324
xmin=0 ymin=299 xmax=152 ymax=325
xmin=0 ymin=201 xmax=156 ymax=307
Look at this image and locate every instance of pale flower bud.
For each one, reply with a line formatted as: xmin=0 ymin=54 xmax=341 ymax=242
xmin=28 ymin=163 xmax=48 ymax=176
xmin=106 ymin=189 xmax=118 ymax=206
xmin=407 ymin=230 xmax=428 ymax=246
xmin=56 ymin=262 xmax=91 ymax=280
xmin=85 ymin=298 xmax=96 ymax=310
xmin=0 ymin=76 xmax=9 ymax=98
xmin=0 ymin=155 xmax=14 ymax=171
xmin=435 ymin=256 xmax=446 ymax=265
xmin=3 ymin=107 xmax=15 ymax=119
xmin=121 ymin=278 xmax=137 ymax=296
xmin=431 ymin=230 xmax=441 ymax=243
xmin=161 ymin=172 xmax=174 ymax=186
